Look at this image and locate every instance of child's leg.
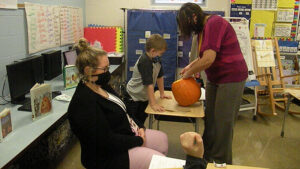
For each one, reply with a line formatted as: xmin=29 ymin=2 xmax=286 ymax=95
xmin=144 ymin=129 xmax=168 ymax=155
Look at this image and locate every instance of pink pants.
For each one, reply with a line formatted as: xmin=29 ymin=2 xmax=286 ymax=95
xmin=128 ymin=129 xmax=168 ymax=169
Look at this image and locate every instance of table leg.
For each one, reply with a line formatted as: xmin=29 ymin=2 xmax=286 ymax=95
xmin=195 ymin=118 xmax=200 ymax=133
xmin=149 ymin=114 xmax=153 ymax=129
xmin=281 ymin=94 xmax=291 ymax=138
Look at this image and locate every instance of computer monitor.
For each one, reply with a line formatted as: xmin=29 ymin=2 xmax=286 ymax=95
xmin=6 ymin=55 xmax=44 ymax=104
xmin=42 ymin=50 xmax=62 ymax=80
xmin=63 ymin=50 xmax=77 ymax=65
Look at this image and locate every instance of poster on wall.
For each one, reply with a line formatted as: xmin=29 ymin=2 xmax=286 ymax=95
xmin=25 ymin=3 xmax=61 ymax=54
xmin=274 ymin=23 xmax=292 ymax=37
xmin=0 ymin=0 xmax=17 ymax=9
xmin=254 ymin=40 xmax=276 ymax=67
xmin=230 ymin=4 xmax=252 ymax=20
xmin=252 ymin=0 xmax=277 ymax=10
xmin=230 ymin=21 xmax=255 ymax=80
xmin=277 ymin=9 xmax=294 ymax=22
xmin=60 ymin=7 xmax=84 ymax=45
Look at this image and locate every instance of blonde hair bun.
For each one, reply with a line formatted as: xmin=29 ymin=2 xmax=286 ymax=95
xmin=75 ymin=38 xmax=89 ymax=53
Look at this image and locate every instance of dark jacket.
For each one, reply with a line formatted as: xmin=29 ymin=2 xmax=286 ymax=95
xmin=184 ymin=155 xmax=208 ymax=169
xmin=68 ymin=81 xmax=144 ymax=169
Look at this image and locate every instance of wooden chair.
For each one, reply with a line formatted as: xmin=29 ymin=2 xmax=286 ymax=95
xmin=252 ymin=38 xmax=287 ymax=116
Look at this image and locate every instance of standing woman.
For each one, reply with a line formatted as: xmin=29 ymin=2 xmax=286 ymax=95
xmin=178 ymin=3 xmax=248 ymax=164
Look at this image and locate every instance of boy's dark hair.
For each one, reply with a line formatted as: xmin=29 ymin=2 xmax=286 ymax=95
xmin=177 ymin=2 xmax=208 ymax=39
xmin=145 ymin=34 xmax=167 ymax=52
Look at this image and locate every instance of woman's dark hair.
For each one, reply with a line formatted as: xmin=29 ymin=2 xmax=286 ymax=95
xmin=177 ymin=3 xmax=208 ymax=39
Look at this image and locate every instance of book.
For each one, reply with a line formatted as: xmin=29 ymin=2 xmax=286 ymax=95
xmin=63 ymin=65 xmax=79 ymax=90
xmin=0 ymin=108 xmax=13 ymax=142
xmin=30 ymin=83 xmax=52 ymax=120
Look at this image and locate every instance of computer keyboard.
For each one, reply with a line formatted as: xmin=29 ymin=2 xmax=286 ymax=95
xmin=17 ymin=91 xmax=62 ymax=112
xmin=18 ymin=101 xmax=32 ymax=112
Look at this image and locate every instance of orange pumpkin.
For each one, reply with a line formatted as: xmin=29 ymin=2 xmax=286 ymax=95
xmin=172 ymin=78 xmax=201 ymax=106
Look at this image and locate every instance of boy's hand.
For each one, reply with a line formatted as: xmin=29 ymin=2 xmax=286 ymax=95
xmin=160 ymin=93 xmax=172 ymax=99
xmin=150 ymin=103 xmax=165 ymax=112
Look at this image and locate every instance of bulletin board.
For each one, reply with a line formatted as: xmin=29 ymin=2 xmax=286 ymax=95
xmin=127 ymin=10 xmax=178 ymax=88
xmin=250 ymin=10 xmax=275 ymax=38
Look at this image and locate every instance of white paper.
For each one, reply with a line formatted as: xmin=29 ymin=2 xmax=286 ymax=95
xmin=145 ymin=31 xmax=151 ymax=38
xmin=136 ymin=50 xmax=143 ymax=55
xmin=0 ymin=0 xmax=17 ymax=9
xmin=60 ymin=7 xmax=83 ymax=45
xmin=149 ymin=155 xmax=186 ymax=169
xmin=178 ymin=51 xmax=183 ymax=57
xmin=254 ymin=40 xmax=275 ymax=67
xmin=277 ymin=9 xmax=294 ymax=22
xmin=252 ymin=0 xmax=277 ymax=10
xmin=129 ymin=67 xmax=134 ymax=71
xmin=200 ymin=88 xmax=206 ymax=100
xmin=25 ymin=3 xmax=60 ymax=53
xmin=274 ymin=24 xmax=292 ymax=37
xmin=178 ymin=41 xmax=183 ymax=47
xmin=256 ymin=51 xmax=276 ymax=67
xmin=163 ymin=33 xmax=171 ymax=39
xmin=230 ymin=20 xmax=255 ymax=80
xmin=139 ymin=38 xmax=146 ymax=44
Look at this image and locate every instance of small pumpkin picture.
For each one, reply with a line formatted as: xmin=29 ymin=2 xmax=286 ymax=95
xmin=41 ymin=96 xmax=51 ymax=113
xmin=172 ymin=78 xmax=201 ymax=106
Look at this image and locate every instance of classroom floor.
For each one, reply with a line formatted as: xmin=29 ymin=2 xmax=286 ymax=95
xmin=54 ymin=94 xmax=300 ymax=169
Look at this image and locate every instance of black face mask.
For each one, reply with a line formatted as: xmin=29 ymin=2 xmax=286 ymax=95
xmin=92 ymin=71 xmax=111 ymax=86
xmin=152 ymin=56 xmax=161 ymax=63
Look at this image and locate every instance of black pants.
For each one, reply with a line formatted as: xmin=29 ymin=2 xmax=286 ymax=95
xmin=123 ymin=91 xmax=149 ymax=125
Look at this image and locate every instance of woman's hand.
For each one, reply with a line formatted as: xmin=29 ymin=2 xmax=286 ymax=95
xmin=138 ymin=128 xmax=146 ymax=146
xmin=180 ymin=65 xmax=193 ymax=79
xmin=180 ymin=65 xmax=191 ymax=76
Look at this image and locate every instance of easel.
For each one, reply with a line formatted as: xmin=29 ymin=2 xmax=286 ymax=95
xmin=224 ymin=17 xmax=259 ymax=120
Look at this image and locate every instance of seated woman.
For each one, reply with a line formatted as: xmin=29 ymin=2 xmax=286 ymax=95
xmin=68 ymin=38 xmax=168 ymax=169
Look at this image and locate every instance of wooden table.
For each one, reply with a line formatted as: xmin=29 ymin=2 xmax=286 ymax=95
xmin=145 ymin=91 xmax=204 ymax=132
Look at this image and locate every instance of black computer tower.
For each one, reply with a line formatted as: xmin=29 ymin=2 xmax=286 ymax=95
xmin=42 ymin=50 xmax=62 ymax=80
